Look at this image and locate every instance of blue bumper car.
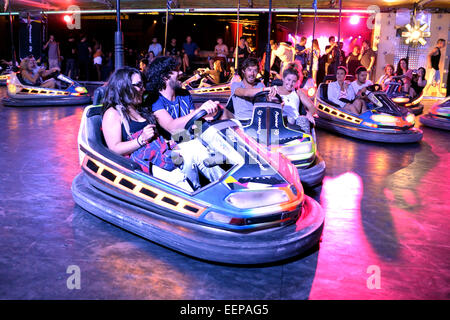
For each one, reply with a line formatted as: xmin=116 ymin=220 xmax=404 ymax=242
xmin=314 ymin=83 xmax=423 ymax=143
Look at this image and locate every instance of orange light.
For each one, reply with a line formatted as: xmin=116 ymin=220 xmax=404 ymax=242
xmin=8 ymin=84 xmax=16 ymax=93
xmin=75 ymin=86 xmax=87 ymax=94
xmin=392 ymin=97 xmax=410 ymax=104
xmin=307 ymin=87 xmax=316 ymax=97
xmin=371 ymin=114 xmax=398 ymax=123
xmin=362 ymin=122 xmax=378 ymax=128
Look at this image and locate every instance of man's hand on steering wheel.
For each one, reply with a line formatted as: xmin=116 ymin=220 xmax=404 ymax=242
xmin=185 ymin=101 xmax=223 ymax=135
xmin=198 ymin=100 xmax=220 ymax=120
xmin=267 ymin=86 xmax=278 ymax=100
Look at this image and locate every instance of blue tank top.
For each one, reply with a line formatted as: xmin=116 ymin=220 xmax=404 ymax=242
xmin=121 ymin=119 xmax=148 ymax=141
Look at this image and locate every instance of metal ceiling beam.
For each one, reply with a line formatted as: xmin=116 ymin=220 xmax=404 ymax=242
xmin=0 ymin=7 xmax=378 ymax=15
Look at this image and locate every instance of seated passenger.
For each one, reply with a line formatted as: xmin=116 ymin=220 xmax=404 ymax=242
xmin=377 ymin=64 xmax=395 ymax=90
xmin=198 ymin=59 xmax=224 ymax=88
xmin=350 ymin=66 xmax=373 ymax=97
xmin=102 ymin=67 xmax=192 ymax=191
xmin=102 ymin=66 xmax=201 ymax=192
xmin=139 ymin=58 xmax=149 ymax=75
xmin=276 ymin=66 xmax=316 ymax=133
xmin=145 ymin=57 xmax=226 ymax=190
xmin=410 ymin=67 xmax=427 ymax=97
xmin=394 ymin=58 xmax=413 ymax=94
xmin=230 ymin=57 xmax=277 ymax=121
xmin=327 ymin=66 xmax=367 ymax=115
xmin=20 ymin=56 xmax=59 ymax=88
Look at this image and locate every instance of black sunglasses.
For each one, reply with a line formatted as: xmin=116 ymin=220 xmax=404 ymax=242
xmin=132 ymin=81 xmax=144 ymax=89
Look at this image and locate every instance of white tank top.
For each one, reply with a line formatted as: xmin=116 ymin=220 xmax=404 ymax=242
xmin=280 ymin=90 xmax=300 ymax=120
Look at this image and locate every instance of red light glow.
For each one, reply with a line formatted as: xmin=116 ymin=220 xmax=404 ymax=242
xmin=63 ymin=15 xmax=72 ymax=23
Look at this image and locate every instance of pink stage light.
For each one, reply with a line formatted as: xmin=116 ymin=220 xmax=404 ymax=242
xmin=350 ymin=15 xmax=360 ymax=25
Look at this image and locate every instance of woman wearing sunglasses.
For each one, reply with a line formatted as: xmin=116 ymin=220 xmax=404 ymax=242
xmin=101 ymin=66 xmax=194 ymax=191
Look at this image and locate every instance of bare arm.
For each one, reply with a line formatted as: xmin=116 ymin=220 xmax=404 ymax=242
xmin=325 ymin=44 xmax=335 ymax=55
xmin=41 ymin=67 xmax=60 ymax=77
xmin=102 ymin=108 xmax=144 ymax=156
xmin=297 ymin=89 xmax=316 ymax=123
xmin=368 ymin=56 xmax=375 ymax=71
xmin=234 ymin=86 xmax=267 ymax=97
xmin=153 ymin=100 xmax=219 ymax=135
xmin=297 ymin=89 xmax=315 ymax=114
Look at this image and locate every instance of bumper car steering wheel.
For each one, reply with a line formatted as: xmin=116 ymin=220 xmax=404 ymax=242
xmin=252 ymin=90 xmax=283 ymax=104
xmin=184 ymin=105 xmax=224 ymax=135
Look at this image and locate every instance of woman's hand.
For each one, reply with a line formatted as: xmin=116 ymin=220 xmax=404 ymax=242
xmin=306 ymin=112 xmax=315 ymax=125
xmin=140 ymin=124 xmax=156 ymax=143
xmin=267 ymin=86 xmax=278 ymax=100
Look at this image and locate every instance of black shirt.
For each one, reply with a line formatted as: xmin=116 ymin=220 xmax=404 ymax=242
xmin=167 ymin=43 xmax=180 ymax=56
xmin=431 ymin=47 xmax=441 ymax=70
xmin=77 ymin=41 xmax=90 ymax=61
xmin=65 ymin=40 xmax=77 ymax=60
xmin=121 ymin=119 xmax=148 ymax=141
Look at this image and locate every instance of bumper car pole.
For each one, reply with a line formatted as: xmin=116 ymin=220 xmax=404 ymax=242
xmin=114 ymin=0 xmax=124 ymax=70
xmin=263 ymin=0 xmax=273 ymax=86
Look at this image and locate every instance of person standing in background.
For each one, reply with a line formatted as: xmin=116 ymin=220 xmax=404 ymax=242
xmin=93 ymin=41 xmax=103 ymax=81
xmin=346 ymin=45 xmax=361 ymax=77
xmin=77 ymin=34 xmax=92 ymax=81
xmin=311 ymin=39 xmax=321 ymax=85
xmin=324 ymin=36 xmax=337 ymax=76
xmin=294 ymin=37 xmax=308 ymax=71
xmin=236 ymin=36 xmax=251 ymax=75
xmin=148 ymin=37 xmax=163 ymax=57
xmin=359 ymin=40 xmax=376 ymax=81
xmin=64 ymin=35 xmax=77 ymax=79
xmin=182 ymin=36 xmax=199 ymax=73
xmin=426 ymin=38 xmax=446 ymax=96
xmin=44 ymin=35 xmax=61 ymax=70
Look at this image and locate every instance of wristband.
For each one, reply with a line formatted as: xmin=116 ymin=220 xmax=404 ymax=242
xmin=137 ymin=135 xmax=143 ymax=147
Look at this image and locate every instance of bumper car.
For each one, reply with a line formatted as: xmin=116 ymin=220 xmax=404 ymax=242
xmin=0 ymin=68 xmax=11 ymax=86
xmin=419 ymin=97 xmax=450 ymax=131
xmin=71 ymin=104 xmax=324 ymax=264
xmin=226 ymin=91 xmax=326 ymax=188
xmin=182 ymin=68 xmax=235 ymax=104
xmin=314 ymin=83 xmax=423 ymax=143
xmin=2 ymin=72 xmax=91 ymax=107
xmin=385 ymin=80 xmax=424 ymax=115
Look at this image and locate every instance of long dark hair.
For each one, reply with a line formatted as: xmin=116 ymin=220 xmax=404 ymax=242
xmin=396 ymin=58 xmax=408 ymax=76
xmin=102 ymin=66 xmax=156 ymax=127
xmin=417 ymin=67 xmax=426 ymax=79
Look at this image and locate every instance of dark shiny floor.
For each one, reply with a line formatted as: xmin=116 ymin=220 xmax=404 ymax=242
xmin=0 ymin=88 xmax=449 ymax=299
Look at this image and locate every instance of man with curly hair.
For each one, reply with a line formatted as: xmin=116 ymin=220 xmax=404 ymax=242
xmin=144 ymin=56 xmax=226 ymax=188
